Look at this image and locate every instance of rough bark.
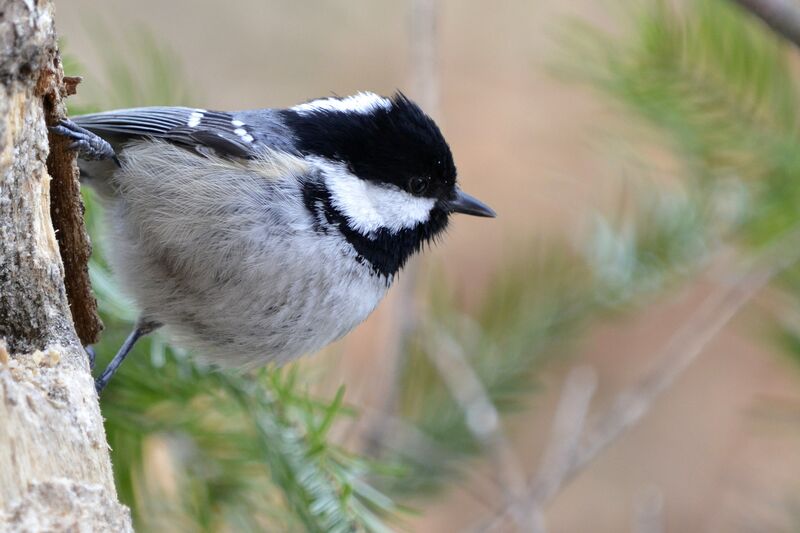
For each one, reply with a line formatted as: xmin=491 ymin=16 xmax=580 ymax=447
xmin=46 ymin=71 xmax=102 ymax=347
xmin=0 ymin=0 xmax=130 ymax=530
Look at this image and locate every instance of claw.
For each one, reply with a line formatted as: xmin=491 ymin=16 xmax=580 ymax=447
xmin=49 ymin=124 xmax=74 ymax=136
xmin=68 ymin=140 xmax=91 ymax=152
xmin=50 ymin=118 xmax=118 ymax=164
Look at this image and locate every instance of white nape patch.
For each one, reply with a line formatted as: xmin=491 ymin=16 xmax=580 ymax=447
xmin=187 ymin=110 xmax=205 ymax=127
xmin=291 ymin=92 xmax=391 ymax=115
xmin=231 ymin=119 xmax=244 ymax=127
xmin=315 ymin=159 xmax=436 ymax=235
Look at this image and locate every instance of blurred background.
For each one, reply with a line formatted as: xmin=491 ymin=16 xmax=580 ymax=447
xmin=56 ymin=0 xmax=800 ymax=531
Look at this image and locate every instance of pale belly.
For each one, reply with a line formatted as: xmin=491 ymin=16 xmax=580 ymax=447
xmin=102 ymin=145 xmax=393 ymax=368
xmin=112 ymin=222 xmax=391 ymax=368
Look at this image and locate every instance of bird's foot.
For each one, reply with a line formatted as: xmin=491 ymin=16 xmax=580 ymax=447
xmin=50 ymin=119 xmax=119 ymax=164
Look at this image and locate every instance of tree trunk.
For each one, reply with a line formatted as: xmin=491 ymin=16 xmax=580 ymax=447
xmin=0 ymin=0 xmax=131 ymax=530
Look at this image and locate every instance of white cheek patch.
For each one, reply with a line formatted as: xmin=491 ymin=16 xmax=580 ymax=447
xmin=292 ymin=92 xmax=392 ymax=115
xmin=319 ymin=161 xmax=436 ymax=235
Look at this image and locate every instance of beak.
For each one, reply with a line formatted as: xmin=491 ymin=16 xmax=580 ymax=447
xmin=447 ymin=188 xmax=496 ymax=218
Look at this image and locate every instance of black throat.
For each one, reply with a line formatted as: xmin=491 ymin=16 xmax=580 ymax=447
xmin=301 ymin=181 xmax=449 ymax=278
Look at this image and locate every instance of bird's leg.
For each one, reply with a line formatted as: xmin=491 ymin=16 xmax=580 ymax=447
xmin=95 ymin=319 xmax=162 ymax=394
xmin=50 ymin=119 xmax=120 ymax=165
xmin=84 ymin=345 xmax=96 ymax=370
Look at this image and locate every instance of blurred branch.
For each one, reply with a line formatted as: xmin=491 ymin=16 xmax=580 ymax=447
xmin=364 ymin=0 xmax=440 ymax=455
xmin=632 ymin=486 xmax=665 ymax=533
xmin=409 ymin=0 xmax=440 ymax=115
xmin=480 ymin=227 xmax=800 ymax=532
xmin=358 ymin=405 xmax=501 ymax=508
xmin=568 ymin=250 xmax=779 ymax=479
xmin=731 ymin=0 xmax=800 ymax=48
xmin=527 ymin=366 xmax=597 ymax=533
xmin=427 ymin=327 xmax=534 ymax=532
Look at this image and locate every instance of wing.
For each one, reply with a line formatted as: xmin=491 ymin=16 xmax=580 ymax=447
xmin=73 ymin=106 xmax=259 ymax=159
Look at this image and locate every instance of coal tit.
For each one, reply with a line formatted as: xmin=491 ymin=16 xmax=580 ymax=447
xmin=52 ymin=91 xmax=495 ymax=392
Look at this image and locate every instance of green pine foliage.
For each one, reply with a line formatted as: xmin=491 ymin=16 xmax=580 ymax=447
xmin=565 ymin=0 xmax=800 ymax=349
xmin=561 ymin=0 xmax=800 ymax=244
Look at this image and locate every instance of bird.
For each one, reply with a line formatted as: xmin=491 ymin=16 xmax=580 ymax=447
xmin=51 ymin=91 xmax=495 ymax=392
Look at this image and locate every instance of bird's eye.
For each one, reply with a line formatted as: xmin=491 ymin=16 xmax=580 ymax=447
xmin=408 ymin=176 xmax=429 ymax=195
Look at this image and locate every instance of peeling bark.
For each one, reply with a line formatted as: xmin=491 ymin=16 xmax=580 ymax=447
xmin=45 ymin=69 xmax=102 ymax=347
xmin=0 ymin=0 xmax=130 ymax=530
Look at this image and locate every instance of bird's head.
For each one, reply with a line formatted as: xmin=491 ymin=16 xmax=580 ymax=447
xmin=283 ymin=91 xmax=495 ymax=277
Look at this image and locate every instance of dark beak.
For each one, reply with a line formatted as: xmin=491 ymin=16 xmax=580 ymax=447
xmin=447 ymin=188 xmax=496 ymax=218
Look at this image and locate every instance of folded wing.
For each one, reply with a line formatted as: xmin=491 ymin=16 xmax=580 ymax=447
xmin=74 ymin=106 xmax=258 ymax=159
